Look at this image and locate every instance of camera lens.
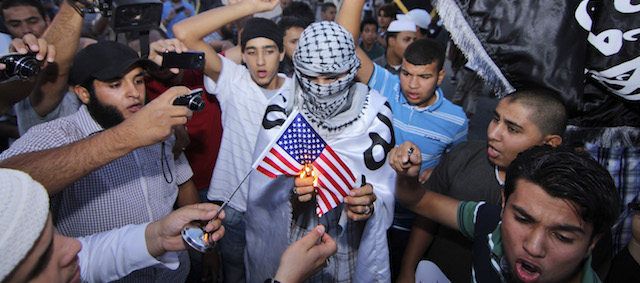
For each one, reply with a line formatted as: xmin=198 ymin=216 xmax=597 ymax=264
xmin=0 ymin=53 xmax=40 ymax=81
xmin=13 ymin=56 xmax=40 ymax=78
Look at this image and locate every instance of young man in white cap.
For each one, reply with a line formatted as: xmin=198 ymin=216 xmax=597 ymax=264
xmin=396 ymin=8 xmax=431 ymax=39
xmin=0 ymin=168 xmax=336 ymax=283
xmin=173 ymin=0 xmax=291 ymax=281
xmin=372 ymin=19 xmax=417 ymax=75
xmin=0 ymin=168 xmax=224 ymax=283
xmin=247 ymin=20 xmax=396 ymax=282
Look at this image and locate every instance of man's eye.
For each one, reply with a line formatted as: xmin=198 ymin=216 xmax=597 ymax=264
xmin=508 ymin=127 xmax=519 ymax=134
xmin=514 ymin=214 xmax=529 ymax=224
xmin=553 ymin=232 xmax=574 ymax=243
xmin=109 ymin=83 xmax=121 ymax=88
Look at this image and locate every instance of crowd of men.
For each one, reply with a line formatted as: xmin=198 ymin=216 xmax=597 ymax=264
xmin=0 ymin=0 xmax=638 ymax=282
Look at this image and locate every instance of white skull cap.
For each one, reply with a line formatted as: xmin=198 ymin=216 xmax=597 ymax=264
xmin=0 ymin=168 xmax=49 ymax=281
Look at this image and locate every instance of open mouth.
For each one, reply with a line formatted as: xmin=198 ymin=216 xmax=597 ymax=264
xmin=128 ymin=103 xmax=142 ymax=113
xmin=487 ymin=144 xmax=500 ymax=158
xmin=257 ymin=70 xmax=268 ymax=78
xmin=515 ymin=260 xmax=541 ymax=282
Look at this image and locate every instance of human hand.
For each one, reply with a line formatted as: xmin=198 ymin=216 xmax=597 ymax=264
xmin=293 ymin=168 xmax=316 ymax=202
xmin=418 ymin=167 xmax=434 ymax=184
xmin=148 ymin=38 xmax=189 ymax=74
xmin=344 ymin=183 xmax=377 ymax=221
xmin=171 ymin=124 xmax=190 ymax=159
xmin=115 ymin=86 xmax=193 ymax=149
xmin=4 ymin=34 xmax=55 ymax=71
xmin=274 ymin=225 xmax=337 ymax=283
xmin=389 ymin=141 xmax=421 ymax=177
xmin=237 ymin=0 xmax=280 ymax=13
xmin=145 ymin=202 xmax=225 ymax=257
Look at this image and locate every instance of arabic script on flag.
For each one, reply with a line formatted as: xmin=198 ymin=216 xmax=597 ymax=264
xmin=253 ymin=111 xmax=356 ymax=216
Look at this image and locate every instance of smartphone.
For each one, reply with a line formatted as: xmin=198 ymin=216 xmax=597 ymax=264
xmin=161 ymin=51 xmax=205 ymax=70
xmin=174 ymin=6 xmax=186 ymax=13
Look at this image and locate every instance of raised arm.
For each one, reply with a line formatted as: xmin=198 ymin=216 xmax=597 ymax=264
xmin=172 ymin=0 xmax=280 ymax=82
xmin=389 ymin=141 xmax=461 ymax=231
xmin=0 ymin=87 xmax=193 ymax=194
xmin=27 ymin=1 xmax=84 ymax=117
xmin=337 ymin=0 xmax=374 ymax=84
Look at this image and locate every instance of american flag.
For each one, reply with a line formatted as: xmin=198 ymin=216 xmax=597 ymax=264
xmin=253 ymin=112 xmax=356 ymax=216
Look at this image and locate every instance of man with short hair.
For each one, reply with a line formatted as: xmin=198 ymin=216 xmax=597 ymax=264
xmin=372 ymin=19 xmax=416 ymax=75
xmin=278 ymin=16 xmax=311 ymax=77
xmin=397 ymin=89 xmax=568 ymax=282
xmin=173 ymin=1 xmax=291 ymax=281
xmin=376 ymin=3 xmax=397 ymax=48
xmin=1 ymin=0 xmax=49 ymax=39
xmin=360 ymin=17 xmax=384 ymax=60
xmin=390 ymin=144 xmax=620 ymax=283
xmin=320 ymin=2 xmax=337 ymax=21
xmin=0 ymin=37 xmax=200 ymax=281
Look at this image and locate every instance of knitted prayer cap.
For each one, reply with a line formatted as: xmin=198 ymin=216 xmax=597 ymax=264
xmin=0 ymin=169 xmax=49 ymax=281
xmin=241 ymin=17 xmax=284 ymax=52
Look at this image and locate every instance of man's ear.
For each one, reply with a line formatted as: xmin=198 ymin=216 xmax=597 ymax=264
xmin=587 ymin=233 xmax=602 ymax=257
xmin=436 ymin=68 xmax=446 ymax=85
xmin=388 ymin=36 xmax=396 ymax=48
xmin=279 ymin=50 xmax=285 ymax=63
xmin=74 ymin=85 xmax=91 ymax=104
xmin=45 ymin=15 xmax=51 ymax=26
xmin=542 ymin=135 xmax=563 ymax=147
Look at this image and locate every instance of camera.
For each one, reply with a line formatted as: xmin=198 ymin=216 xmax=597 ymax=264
xmin=173 ymin=88 xmax=205 ymax=111
xmin=109 ymin=0 xmax=162 ymax=33
xmin=0 ymin=52 xmax=40 ymax=81
xmin=71 ymin=0 xmax=162 ymax=33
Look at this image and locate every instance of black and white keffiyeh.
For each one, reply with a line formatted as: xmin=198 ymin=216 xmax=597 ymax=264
xmin=293 ymin=21 xmax=361 ymax=121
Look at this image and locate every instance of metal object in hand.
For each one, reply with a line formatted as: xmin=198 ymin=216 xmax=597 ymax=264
xmin=181 ymin=170 xmax=251 ymax=252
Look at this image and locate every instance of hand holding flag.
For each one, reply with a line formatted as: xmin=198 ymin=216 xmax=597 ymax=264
xmin=252 ymin=110 xmax=357 ymax=216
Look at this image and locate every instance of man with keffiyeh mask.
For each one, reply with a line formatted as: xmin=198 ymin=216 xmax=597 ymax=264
xmin=245 ymin=21 xmax=396 ymax=282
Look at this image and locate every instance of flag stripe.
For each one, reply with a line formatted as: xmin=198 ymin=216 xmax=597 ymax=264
xmin=318 ymin=178 xmax=342 ymax=205
xmin=257 ymin=166 xmax=277 ymax=179
xmin=315 ymin=157 xmax=352 ymax=197
xmin=318 ymin=154 xmax=352 ymax=194
xmin=325 ymin=146 xmax=356 ymax=182
xmin=271 ymin=148 xmax=300 ymax=173
xmin=314 ymin=164 xmax=348 ymax=198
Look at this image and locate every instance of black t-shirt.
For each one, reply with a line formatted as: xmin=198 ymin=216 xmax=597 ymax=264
xmin=422 ymin=140 xmax=503 ymax=283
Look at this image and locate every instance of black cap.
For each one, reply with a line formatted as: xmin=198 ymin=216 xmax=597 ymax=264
xmin=69 ymin=40 xmax=159 ymax=85
xmin=241 ymin=18 xmax=284 ymax=52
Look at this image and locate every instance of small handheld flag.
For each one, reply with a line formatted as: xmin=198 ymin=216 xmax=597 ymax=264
xmin=252 ymin=111 xmax=356 ymax=216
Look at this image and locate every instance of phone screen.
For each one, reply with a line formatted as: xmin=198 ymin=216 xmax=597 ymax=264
xmin=161 ymin=51 xmax=205 ymax=70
